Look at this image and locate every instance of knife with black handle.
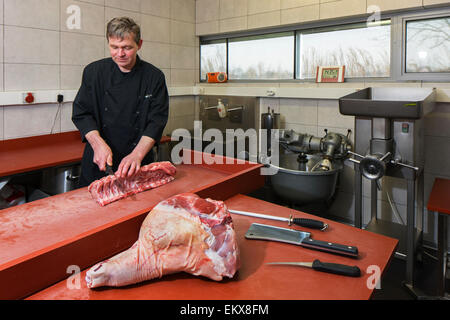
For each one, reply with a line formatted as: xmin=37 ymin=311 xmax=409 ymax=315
xmin=245 ymin=223 xmax=359 ymax=258
xmin=300 ymin=237 xmax=359 ymax=258
xmin=105 ymin=164 xmax=114 ymax=176
xmin=266 ymin=260 xmax=361 ymax=277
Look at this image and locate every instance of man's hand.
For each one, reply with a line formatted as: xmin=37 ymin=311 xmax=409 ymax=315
xmin=117 ymin=136 xmax=155 ymax=178
xmin=85 ymin=130 xmax=113 ymax=172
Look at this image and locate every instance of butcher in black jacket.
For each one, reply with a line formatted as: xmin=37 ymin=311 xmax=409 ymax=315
xmin=72 ymin=17 xmax=169 ymax=187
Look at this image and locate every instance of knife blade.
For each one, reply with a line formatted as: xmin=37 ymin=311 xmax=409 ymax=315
xmin=229 ymin=209 xmax=328 ymax=231
xmin=245 ymin=223 xmax=358 ymax=258
xmin=266 ymin=260 xmax=361 ymax=277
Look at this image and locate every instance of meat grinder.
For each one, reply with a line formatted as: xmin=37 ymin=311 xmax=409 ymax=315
xmin=339 ymin=87 xmax=436 ymax=293
xmin=267 ymin=128 xmax=352 ymax=206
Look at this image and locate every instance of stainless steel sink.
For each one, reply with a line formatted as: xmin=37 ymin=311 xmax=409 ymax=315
xmin=339 ymin=87 xmax=435 ymax=119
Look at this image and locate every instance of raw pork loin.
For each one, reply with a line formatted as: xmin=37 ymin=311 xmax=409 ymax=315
xmin=86 ymin=193 xmax=240 ymax=288
xmin=88 ymin=161 xmax=176 ymax=206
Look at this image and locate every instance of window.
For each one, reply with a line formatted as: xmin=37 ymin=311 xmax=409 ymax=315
xmin=296 ymin=20 xmax=391 ymax=79
xmin=200 ymin=40 xmax=227 ymax=81
xmin=405 ymin=16 xmax=450 ymax=73
xmin=228 ymin=32 xmax=294 ymax=80
xmin=199 ymin=8 xmax=449 ymax=82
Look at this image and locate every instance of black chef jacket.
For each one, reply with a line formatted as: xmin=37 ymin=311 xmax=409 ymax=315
xmin=72 ymin=55 xmax=169 ymax=187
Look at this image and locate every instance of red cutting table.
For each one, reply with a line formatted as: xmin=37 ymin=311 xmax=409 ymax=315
xmin=0 ymin=150 xmax=264 ymax=299
xmin=427 ymin=178 xmax=450 ymax=296
xmin=26 ymin=194 xmax=398 ymax=300
xmin=0 ymin=133 xmax=398 ymax=300
xmin=0 ymin=131 xmax=171 ymax=178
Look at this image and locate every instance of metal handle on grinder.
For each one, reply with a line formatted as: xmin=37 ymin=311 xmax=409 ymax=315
xmin=289 ymin=215 xmax=328 ymax=230
xmin=312 ymin=260 xmax=361 ymax=277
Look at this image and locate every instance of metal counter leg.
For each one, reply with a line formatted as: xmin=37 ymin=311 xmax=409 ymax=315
xmin=355 ymin=165 xmax=362 ymax=229
xmin=371 ymin=180 xmax=377 ymax=222
xmin=438 ymin=213 xmax=448 ymax=297
xmin=406 ymin=178 xmax=416 ymax=287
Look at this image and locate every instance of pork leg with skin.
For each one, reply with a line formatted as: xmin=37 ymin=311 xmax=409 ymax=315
xmin=85 ymin=193 xmax=240 ymax=288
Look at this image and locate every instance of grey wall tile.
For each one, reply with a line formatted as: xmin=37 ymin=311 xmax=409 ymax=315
xmin=61 ymin=32 xmax=105 ymax=65
xmin=279 ymin=98 xmax=318 ymax=126
xmin=60 ymin=65 xmax=83 ymax=90
xmin=105 ymin=7 xmax=141 ymax=26
xmin=141 ymin=15 xmax=171 ymax=43
xmin=170 ymin=69 xmax=196 ymax=86
xmin=196 ymin=0 xmax=219 ymax=23
xmin=171 ymin=20 xmax=196 ymax=47
xmin=4 ymin=103 xmax=61 ymax=139
xmin=61 ymin=102 xmax=77 ymax=132
xmin=171 ymin=45 xmax=196 ymax=69
xmin=106 ymin=0 xmax=141 ymax=12
xmin=171 ymin=0 xmax=196 ymax=23
xmin=141 ymin=0 xmax=170 ymax=18
xmin=317 ymin=99 xmax=354 ymax=130
xmin=169 ymin=96 xmax=196 ymax=117
xmin=4 ymin=26 xmax=59 ymax=64
xmin=4 ymin=64 xmax=60 ymax=91
xmin=4 ymin=0 xmax=59 ymax=30
xmin=140 ymin=41 xmax=171 ymax=69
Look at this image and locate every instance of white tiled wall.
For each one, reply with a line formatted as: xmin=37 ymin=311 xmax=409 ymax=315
xmin=196 ymin=0 xmax=450 ymax=35
xmin=4 ymin=103 xmax=61 ymax=139
xmin=0 ymin=0 xmax=198 ymax=140
xmin=164 ymin=96 xmax=196 ymax=136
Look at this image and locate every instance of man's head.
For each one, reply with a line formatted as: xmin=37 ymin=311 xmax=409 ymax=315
xmin=106 ymin=17 xmax=143 ymax=72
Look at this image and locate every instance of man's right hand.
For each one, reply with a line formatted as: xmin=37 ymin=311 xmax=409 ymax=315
xmin=85 ymin=130 xmax=113 ymax=172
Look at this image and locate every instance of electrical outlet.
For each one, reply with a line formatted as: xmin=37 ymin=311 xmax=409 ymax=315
xmin=23 ymin=92 xmax=35 ymax=104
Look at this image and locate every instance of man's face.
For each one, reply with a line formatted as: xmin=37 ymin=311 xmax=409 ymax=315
xmin=108 ymin=34 xmax=142 ymax=72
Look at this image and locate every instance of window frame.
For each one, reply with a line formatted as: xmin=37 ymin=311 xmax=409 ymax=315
xmin=199 ymin=7 xmax=450 ymax=83
xmin=394 ymin=8 xmax=450 ymax=81
xmin=199 ymin=38 xmax=228 ymax=82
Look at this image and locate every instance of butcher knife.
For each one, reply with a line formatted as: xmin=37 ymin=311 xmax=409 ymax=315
xmin=228 ymin=209 xmax=328 ymax=231
xmin=245 ymin=223 xmax=358 ymax=258
xmin=105 ymin=164 xmax=114 ymax=176
xmin=266 ymin=260 xmax=361 ymax=277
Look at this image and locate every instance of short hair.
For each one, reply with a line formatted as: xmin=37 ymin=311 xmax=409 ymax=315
xmin=106 ymin=17 xmax=141 ymax=44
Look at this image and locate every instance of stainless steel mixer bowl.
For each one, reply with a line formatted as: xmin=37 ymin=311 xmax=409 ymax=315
xmin=269 ymin=153 xmax=343 ymax=205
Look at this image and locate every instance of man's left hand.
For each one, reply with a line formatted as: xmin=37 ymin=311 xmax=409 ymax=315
xmin=116 ymin=136 xmax=156 ymax=178
xmin=117 ymin=153 xmax=142 ymax=178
